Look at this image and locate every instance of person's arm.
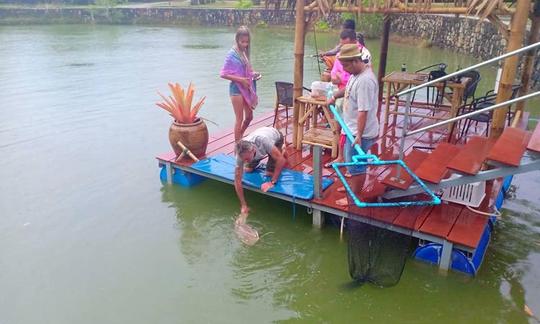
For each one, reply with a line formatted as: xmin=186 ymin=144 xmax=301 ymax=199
xmin=260 ymin=147 xmax=286 ymax=192
xmin=321 ymin=44 xmax=341 ymax=57
xmin=234 ymin=165 xmax=249 ymax=214
xmin=353 ymin=110 xmax=368 ymax=147
xmin=330 ymin=60 xmax=342 ymax=86
xmin=221 ymin=73 xmax=251 ymax=88
xmin=327 ymin=88 xmax=345 ymax=106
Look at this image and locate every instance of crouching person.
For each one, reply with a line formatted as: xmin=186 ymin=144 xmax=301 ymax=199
xmin=234 ymin=127 xmax=287 ymax=224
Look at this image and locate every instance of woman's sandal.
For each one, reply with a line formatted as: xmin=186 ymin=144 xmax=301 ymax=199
xmin=324 ymin=159 xmax=343 ymax=168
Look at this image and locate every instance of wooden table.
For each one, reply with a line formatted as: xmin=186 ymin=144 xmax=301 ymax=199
xmin=382 ymin=71 xmax=468 ymax=131
xmin=295 ymin=95 xmax=340 ymax=158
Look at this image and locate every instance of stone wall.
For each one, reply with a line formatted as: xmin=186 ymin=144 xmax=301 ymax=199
xmin=0 ymin=7 xmax=301 ymax=26
xmin=390 ymin=14 xmax=540 ymax=90
xmin=1 ymin=8 xmax=538 ymax=88
xmin=390 ymin=15 xmax=508 ymax=61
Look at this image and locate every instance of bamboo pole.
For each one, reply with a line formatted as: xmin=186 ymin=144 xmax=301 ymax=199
xmin=176 ymin=140 xmax=200 ymax=162
xmin=491 ymin=0 xmax=532 ymax=138
xmin=515 ymin=2 xmax=540 ymax=115
xmin=293 ymin=0 xmax=306 ymax=148
xmin=304 ymin=6 xmax=514 ymax=15
xmin=377 ymin=14 xmax=392 ymax=116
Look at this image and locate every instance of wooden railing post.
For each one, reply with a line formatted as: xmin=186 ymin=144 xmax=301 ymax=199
xmin=515 ymin=3 xmax=540 ymax=115
xmin=292 ymin=0 xmax=305 ymax=148
xmin=491 ymin=0 xmax=532 ymax=138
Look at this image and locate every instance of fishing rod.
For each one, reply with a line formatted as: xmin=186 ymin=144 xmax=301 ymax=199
xmin=312 ymin=27 xmax=322 ymax=76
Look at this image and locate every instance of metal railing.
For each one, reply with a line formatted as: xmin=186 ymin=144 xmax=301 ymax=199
xmin=394 ymin=41 xmax=540 ymax=176
xmin=321 ymin=42 xmax=540 ymax=209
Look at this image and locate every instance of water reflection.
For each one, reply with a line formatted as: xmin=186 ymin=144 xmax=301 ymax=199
xmin=158 ymin=174 xmax=537 ymax=322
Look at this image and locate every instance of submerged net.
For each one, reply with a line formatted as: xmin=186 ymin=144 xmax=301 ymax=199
xmin=347 ymin=217 xmax=415 ymax=287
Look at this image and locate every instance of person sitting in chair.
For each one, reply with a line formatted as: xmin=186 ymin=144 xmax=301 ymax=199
xmin=234 ymin=126 xmax=288 ymax=223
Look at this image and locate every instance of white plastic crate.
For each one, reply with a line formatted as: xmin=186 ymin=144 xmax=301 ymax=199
xmin=441 ymin=176 xmax=486 ymax=208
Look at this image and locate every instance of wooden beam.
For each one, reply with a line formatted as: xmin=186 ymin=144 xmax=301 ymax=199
xmin=293 ymin=0 xmax=306 ymax=147
xmin=377 ymin=14 xmax=392 ymax=117
xmin=515 ymin=6 xmax=540 ymax=115
xmin=487 ymin=14 xmax=509 ymax=40
xmin=491 ymin=0 xmax=532 ymax=138
xmin=304 ymin=6 xmax=514 ymax=15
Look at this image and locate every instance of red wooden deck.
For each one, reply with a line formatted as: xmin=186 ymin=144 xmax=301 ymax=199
xmin=157 ymin=105 xmax=508 ymax=251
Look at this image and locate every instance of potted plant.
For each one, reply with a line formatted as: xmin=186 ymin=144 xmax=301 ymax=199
xmin=156 ymin=82 xmax=209 ymax=159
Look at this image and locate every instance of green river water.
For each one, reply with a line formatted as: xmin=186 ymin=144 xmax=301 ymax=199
xmin=1 ymin=24 xmax=539 ymax=323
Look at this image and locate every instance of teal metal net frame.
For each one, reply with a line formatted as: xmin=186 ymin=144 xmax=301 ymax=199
xmin=327 ymin=101 xmax=441 ymax=208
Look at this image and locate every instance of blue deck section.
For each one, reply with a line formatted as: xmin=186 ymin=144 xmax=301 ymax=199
xmin=190 ymin=153 xmax=334 ymax=200
xmin=160 ymin=165 xmax=206 ymax=187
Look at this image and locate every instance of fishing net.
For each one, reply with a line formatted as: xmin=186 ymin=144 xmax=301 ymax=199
xmin=234 ymin=222 xmax=260 ymax=246
xmin=346 ymin=215 xmax=415 ymax=287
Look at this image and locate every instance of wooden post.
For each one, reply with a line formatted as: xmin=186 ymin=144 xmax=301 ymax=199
xmin=491 ymin=0 xmax=532 ymax=138
xmin=515 ymin=2 xmax=540 ymax=115
xmin=292 ymin=0 xmax=306 ymax=148
xmin=378 ymin=14 xmax=392 ymax=116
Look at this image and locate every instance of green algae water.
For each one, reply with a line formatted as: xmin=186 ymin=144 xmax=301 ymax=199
xmin=1 ymin=24 xmax=539 ymax=323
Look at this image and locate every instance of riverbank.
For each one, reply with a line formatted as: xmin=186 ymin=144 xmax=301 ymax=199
xmin=1 ymin=6 xmax=538 ymax=90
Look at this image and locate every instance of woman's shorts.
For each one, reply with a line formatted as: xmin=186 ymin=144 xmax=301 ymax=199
xmin=229 ymin=81 xmax=257 ymax=96
xmin=343 ymin=136 xmax=376 ymax=176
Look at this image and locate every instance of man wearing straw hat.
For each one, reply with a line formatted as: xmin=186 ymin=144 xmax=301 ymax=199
xmin=327 ymin=43 xmax=379 ymax=206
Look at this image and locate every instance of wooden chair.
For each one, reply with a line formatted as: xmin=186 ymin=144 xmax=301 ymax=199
xmin=272 ymin=81 xmax=293 ymax=127
xmin=296 ymin=96 xmax=340 ymax=158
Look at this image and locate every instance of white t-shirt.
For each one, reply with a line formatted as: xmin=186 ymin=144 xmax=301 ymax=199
xmin=342 ymin=68 xmax=379 ymax=139
xmin=236 ymin=127 xmax=281 ymax=166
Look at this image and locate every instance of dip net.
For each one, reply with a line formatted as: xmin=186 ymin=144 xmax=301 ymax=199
xmin=347 ymin=220 xmax=412 ymax=287
xmin=346 ymin=203 xmax=425 ymax=287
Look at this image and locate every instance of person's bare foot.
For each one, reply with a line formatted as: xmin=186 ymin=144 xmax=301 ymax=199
xmin=324 ymin=158 xmax=343 ymax=168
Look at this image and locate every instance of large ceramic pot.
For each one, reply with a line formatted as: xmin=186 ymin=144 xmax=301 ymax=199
xmin=169 ymin=118 xmax=209 ymax=159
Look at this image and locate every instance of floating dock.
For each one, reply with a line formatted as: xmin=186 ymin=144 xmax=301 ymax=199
xmin=157 ymin=103 xmax=540 ymax=276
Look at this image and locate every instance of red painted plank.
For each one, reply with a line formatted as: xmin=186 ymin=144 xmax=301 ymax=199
xmin=447 ymin=208 xmax=489 ymax=249
xmin=156 ymin=151 xmax=176 ymax=162
xmin=418 ymin=203 xmax=462 ymax=237
xmin=311 ymin=181 xmax=348 ymax=212
xmin=447 ymin=136 xmax=495 ymax=175
xmin=382 ymin=149 xmax=430 ymax=190
xmin=392 ymin=204 xmax=433 ymax=230
xmin=415 ymin=143 xmax=461 ymax=183
xmin=527 ymin=121 xmax=540 ymax=153
xmin=205 ymin=113 xmax=276 ymax=155
xmin=487 ymin=127 xmax=532 ymax=167
xmin=358 ymin=207 xmax=402 ymax=224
